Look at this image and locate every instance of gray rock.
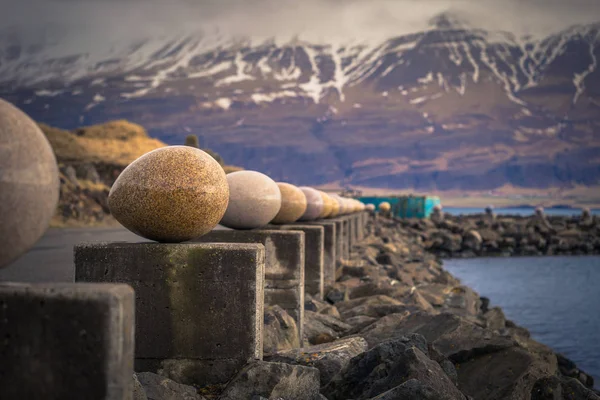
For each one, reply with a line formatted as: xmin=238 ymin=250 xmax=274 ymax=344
xmin=61 ymin=165 xmax=80 ymax=187
xmin=263 ymin=305 xmax=300 ymax=355
xmin=76 ymin=163 xmax=101 ymax=183
xmin=304 ymin=310 xmax=351 ymax=345
xmin=343 ymin=315 xmax=378 ymax=333
xmin=456 ymin=347 xmax=558 ymax=400
xmin=218 ymin=361 xmax=321 ymax=400
xmin=133 ymin=373 xmax=149 ymax=400
xmin=136 ymin=372 xmax=204 ymax=400
xmin=335 ymin=295 xmax=402 ymax=317
xmin=369 ymin=379 xmax=463 ymax=400
xmin=358 ymin=312 xmax=515 ymax=362
xmin=324 ymin=335 xmax=465 ymax=400
xmin=266 ymin=337 xmax=368 ymax=386
xmin=483 ymin=307 xmax=506 ymax=331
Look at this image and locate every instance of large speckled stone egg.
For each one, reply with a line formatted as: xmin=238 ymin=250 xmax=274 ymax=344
xmin=329 ymin=195 xmax=341 ymax=217
xmin=221 ymin=170 xmax=282 ymax=229
xmin=341 ymin=198 xmax=352 ymax=214
xmin=108 ymin=146 xmax=229 ymax=242
xmin=318 ymin=191 xmax=334 ymax=218
xmin=329 ymin=194 xmax=345 ymax=215
xmin=298 ymin=187 xmax=324 ymax=221
xmin=379 ymin=202 xmax=391 ymax=212
xmin=271 ymin=182 xmax=307 ymax=224
xmin=0 ymin=98 xmax=60 ymax=268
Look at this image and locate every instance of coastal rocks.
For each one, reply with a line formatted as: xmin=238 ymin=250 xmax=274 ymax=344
xmin=356 ymin=312 xmax=515 ymax=358
xmin=304 ymin=310 xmax=351 ymax=345
xmin=263 ymin=305 xmax=300 ymax=354
xmin=455 ymin=346 xmax=560 ymax=400
xmin=335 ymin=295 xmax=410 ymax=320
xmin=108 ymin=146 xmax=229 ymax=242
xmin=271 ymin=182 xmax=307 ymax=224
xmin=298 ymin=187 xmax=324 ymax=221
xmin=409 ymin=213 xmax=600 ymax=257
xmin=0 ymin=98 xmax=60 ymax=268
xmin=323 ymin=335 xmax=466 ymax=400
xmin=136 ymin=372 xmax=205 ymax=400
xmin=217 ymin=361 xmax=322 ymax=400
xmin=556 ymin=353 xmax=596 ymax=388
xmin=265 ymin=337 xmax=368 ymax=386
xmin=220 ymin=171 xmax=281 ymax=229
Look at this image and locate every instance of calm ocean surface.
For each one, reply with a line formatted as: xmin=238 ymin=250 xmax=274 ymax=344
xmin=444 ymin=255 xmax=600 ymax=389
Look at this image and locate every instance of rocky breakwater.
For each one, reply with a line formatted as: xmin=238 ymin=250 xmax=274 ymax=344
xmin=400 ymin=207 xmax=600 ymax=258
xmin=261 ymin=215 xmax=600 ymax=400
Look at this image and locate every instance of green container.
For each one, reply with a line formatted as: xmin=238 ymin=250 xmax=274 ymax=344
xmin=359 ymin=195 xmax=441 ymax=219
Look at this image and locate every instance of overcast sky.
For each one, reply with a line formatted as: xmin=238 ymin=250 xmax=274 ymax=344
xmin=1 ymin=0 xmax=599 ymax=45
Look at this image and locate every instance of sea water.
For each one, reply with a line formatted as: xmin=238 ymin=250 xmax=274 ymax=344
xmin=444 ymin=255 xmax=600 ymax=388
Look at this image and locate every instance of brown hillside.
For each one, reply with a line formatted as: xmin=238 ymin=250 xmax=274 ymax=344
xmin=40 ymin=120 xmax=167 ymax=165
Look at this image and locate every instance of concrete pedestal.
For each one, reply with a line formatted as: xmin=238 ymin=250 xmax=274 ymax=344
xmin=0 ymin=283 xmax=134 ymax=400
xmin=195 ymin=230 xmax=304 ymax=341
xmin=266 ymin=225 xmax=324 ymax=299
xmin=75 ymin=242 xmax=264 ymax=386
xmin=330 ymin=218 xmax=349 ymax=262
xmin=303 ymin=221 xmax=336 ymax=287
xmin=351 ymin=213 xmax=360 ymax=244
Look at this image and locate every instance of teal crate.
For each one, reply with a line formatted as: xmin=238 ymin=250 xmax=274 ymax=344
xmin=358 ymin=195 xmax=441 ymax=219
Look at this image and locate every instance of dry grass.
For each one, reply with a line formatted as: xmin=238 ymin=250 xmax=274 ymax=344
xmin=223 ymin=165 xmax=245 ymax=174
xmin=40 ymin=120 xmax=167 ymax=166
xmin=77 ymin=179 xmax=110 ymax=192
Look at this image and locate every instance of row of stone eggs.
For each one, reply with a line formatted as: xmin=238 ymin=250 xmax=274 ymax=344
xmin=108 ymin=146 xmax=368 ymax=243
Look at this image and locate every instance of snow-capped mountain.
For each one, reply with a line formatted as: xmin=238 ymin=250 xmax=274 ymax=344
xmin=1 ymin=15 xmax=599 ymax=189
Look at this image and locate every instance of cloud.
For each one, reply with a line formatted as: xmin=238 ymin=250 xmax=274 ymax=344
xmin=0 ymin=0 xmax=599 ymax=47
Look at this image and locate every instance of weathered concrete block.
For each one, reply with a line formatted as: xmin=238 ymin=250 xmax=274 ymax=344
xmin=266 ymin=225 xmax=325 ymax=300
xmin=0 ymin=283 xmax=134 ymax=400
xmin=74 ymin=242 xmax=264 ymax=386
xmin=349 ymin=214 xmax=359 ymax=248
xmin=330 ymin=218 xmax=349 ymax=262
xmin=303 ymin=221 xmax=336 ymax=286
xmin=329 ymin=219 xmax=344 ymax=264
xmin=195 ymin=230 xmax=304 ymax=341
xmin=352 ymin=213 xmax=361 ymax=243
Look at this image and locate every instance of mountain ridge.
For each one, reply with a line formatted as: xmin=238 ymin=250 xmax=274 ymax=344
xmin=1 ymin=17 xmax=599 ymax=190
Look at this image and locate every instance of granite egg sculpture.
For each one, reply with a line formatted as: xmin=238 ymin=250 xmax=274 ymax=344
xmin=0 ymin=98 xmax=60 ymax=268
xmin=108 ymin=146 xmax=229 ymax=242
xmin=298 ymin=187 xmax=324 ymax=221
xmin=379 ymin=202 xmax=391 ymax=212
xmin=329 ymin=195 xmax=341 ymax=217
xmin=318 ymin=191 xmax=334 ymax=218
xmin=329 ymin=194 xmax=343 ymax=214
xmin=342 ymin=198 xmax=352 ymax=214
xmin=221 ymin=171 xmax=282 ymax=229
xmin=271 ymin=182 xmax=307 ymax=224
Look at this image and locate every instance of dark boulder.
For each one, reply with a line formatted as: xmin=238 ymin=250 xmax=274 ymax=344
xmin=218 ymin=361 xmax=321 ymax=400
xmin=266 ymin=337 xmax=368 ymax=386
xmin=323 ymin=335 xmax=465 ymax=400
